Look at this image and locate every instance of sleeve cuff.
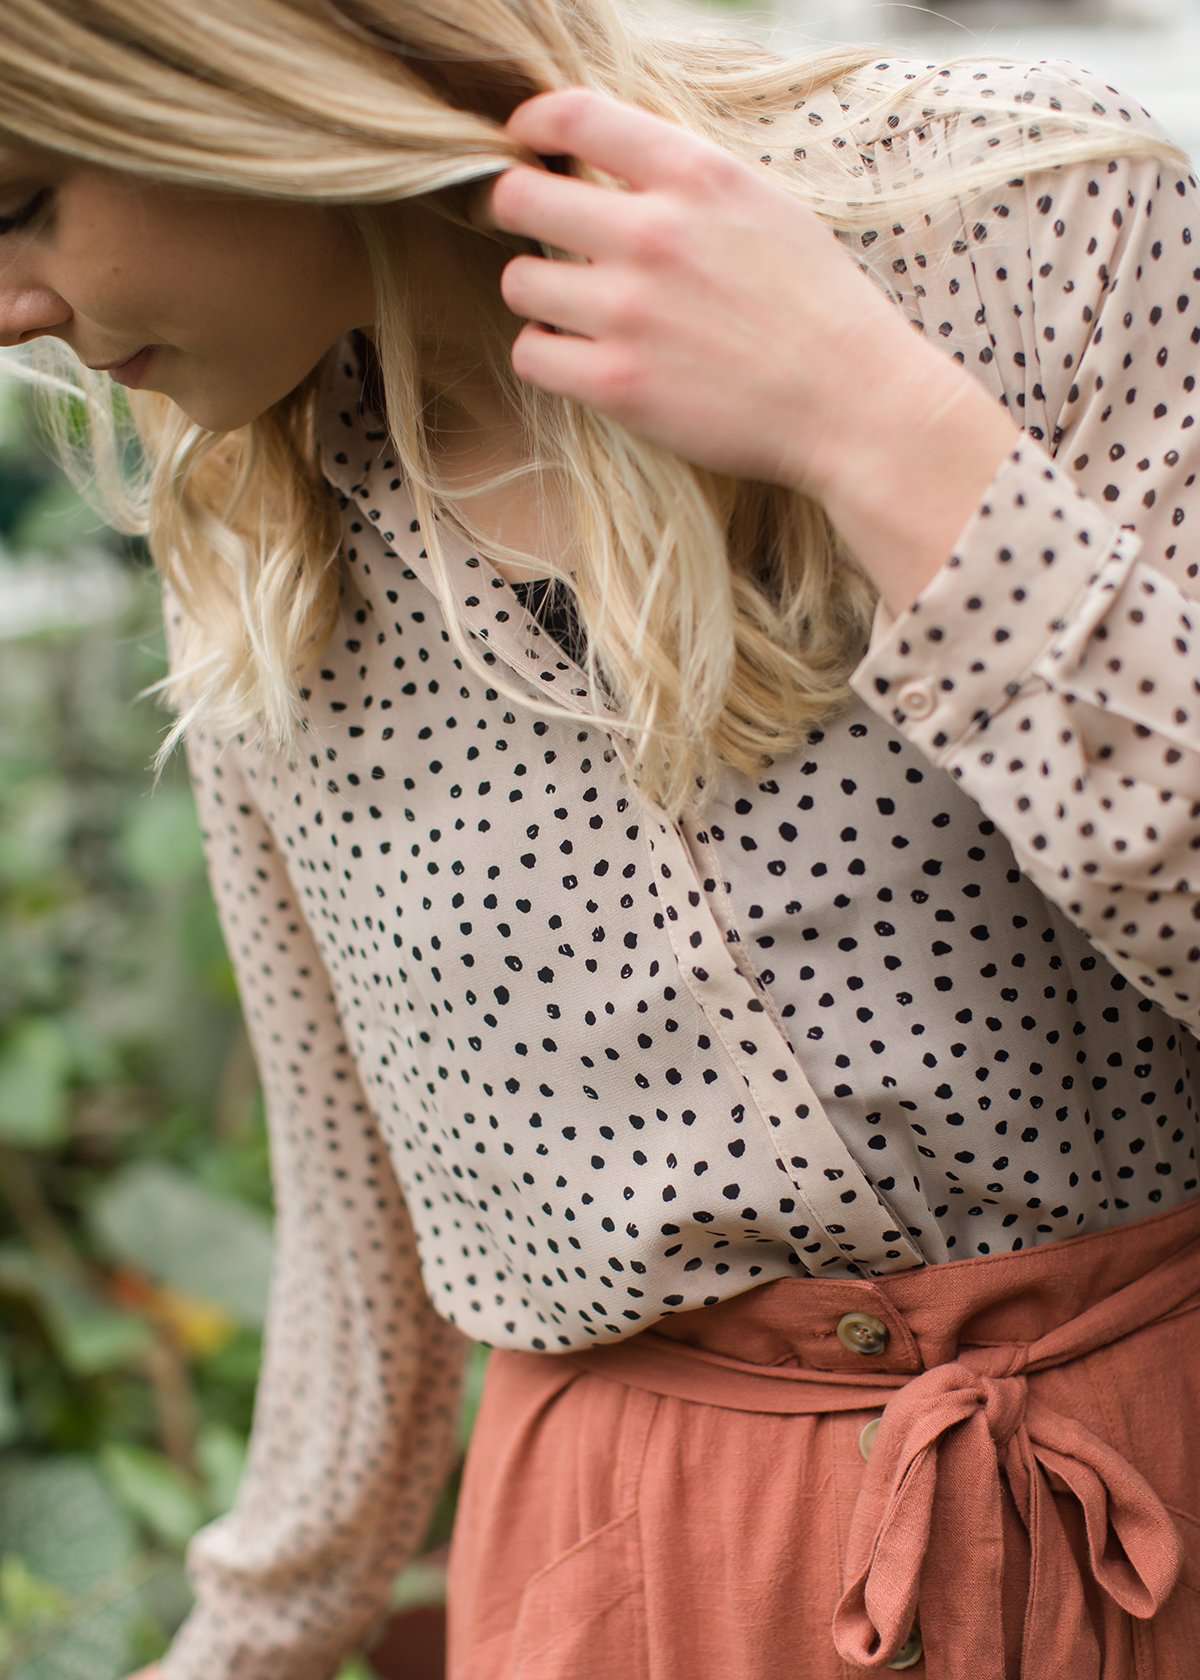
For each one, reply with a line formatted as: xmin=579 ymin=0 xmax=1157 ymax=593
xmin=848 ymin=437 xmax=1144 ymax=762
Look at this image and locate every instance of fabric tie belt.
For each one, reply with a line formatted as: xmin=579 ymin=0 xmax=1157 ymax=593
xmin=554 ymin=1230 xmax=1200 ymax=1676
xmin=830 ymin=1339 xmax=1182 ymax=1673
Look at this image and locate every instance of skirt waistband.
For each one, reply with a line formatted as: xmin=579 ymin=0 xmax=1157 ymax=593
xmin=560 ymin=1188 xmax=1200 ymax=1392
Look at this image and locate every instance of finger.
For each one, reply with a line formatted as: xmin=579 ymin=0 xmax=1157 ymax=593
xmin=501 ymin=251 xmax=608 ymax=337
xmin=464 ymin=153 xmax=582 ymax=235
xmin=504 ymin=85 xmax=701 ymax=196
xmin=488 ymin=164 xmax=624 ymax=262
xmin=509 ymin=321 xmax=622 ymax=410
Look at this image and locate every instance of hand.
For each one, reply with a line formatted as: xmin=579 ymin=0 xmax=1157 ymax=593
xmin=123 ymin=1667 xmax=162 ymax=1679
xmin=468 ymin=85 xmax=938 ymax=502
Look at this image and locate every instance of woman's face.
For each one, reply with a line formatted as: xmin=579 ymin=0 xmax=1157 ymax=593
xmin=0 ymin=150 xmax=379 ymax=430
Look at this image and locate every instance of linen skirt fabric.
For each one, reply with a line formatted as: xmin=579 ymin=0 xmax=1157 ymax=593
xmin=444 ymin=1193 xmax=1200 ymax=1680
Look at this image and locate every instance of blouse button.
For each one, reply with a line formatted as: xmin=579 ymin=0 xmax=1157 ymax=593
xmin=858 ymin=1414 xmax=883 ymax=1460
xmin=897 ymin=678 xmax=936 ymax=719
xmin=886 ymin=1625 xmax=924 ymax=1669
xmin=836 ymin=1311 xmax=890 ymax=1355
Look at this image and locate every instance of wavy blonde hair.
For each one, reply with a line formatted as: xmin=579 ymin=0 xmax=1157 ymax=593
xmin=1 ymin=0 xmax=1192 ymax=823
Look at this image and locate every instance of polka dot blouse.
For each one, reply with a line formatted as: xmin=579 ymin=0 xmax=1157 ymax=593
xmin=159 ymin=54 xmax=1200 ymax=1680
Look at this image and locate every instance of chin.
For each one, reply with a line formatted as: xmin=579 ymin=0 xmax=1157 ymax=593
xmin=176 ymin=392 xmax=277 ymax=433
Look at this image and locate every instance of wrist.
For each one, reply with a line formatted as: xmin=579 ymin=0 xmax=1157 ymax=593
xmin=817 ymin=357 xmax=1022 ymax=620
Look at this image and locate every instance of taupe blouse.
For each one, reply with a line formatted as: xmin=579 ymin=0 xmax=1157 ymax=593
xmin=160 ymin=53 xmax=1200 ymax=1680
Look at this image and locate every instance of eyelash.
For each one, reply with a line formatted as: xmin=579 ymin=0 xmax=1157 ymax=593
xmin=0 ymin=188 xmax=53 ymax=237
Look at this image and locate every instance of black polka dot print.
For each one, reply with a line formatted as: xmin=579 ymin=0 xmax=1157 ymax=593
xmin=159 ymin=54 xmax=1200 ymax=1680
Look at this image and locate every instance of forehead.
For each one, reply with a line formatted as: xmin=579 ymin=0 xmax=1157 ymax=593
xmin=0 ymin=139 xmax=67 ymax=180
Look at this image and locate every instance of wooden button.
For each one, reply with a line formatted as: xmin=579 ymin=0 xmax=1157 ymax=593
xmin=858 ymin=1415 xmax=882 ymax=1460
xmin=886 ymin=1624 xmax=923 ymax=1669
xmin=836 ymin=1311 xmax=890 ymax=1355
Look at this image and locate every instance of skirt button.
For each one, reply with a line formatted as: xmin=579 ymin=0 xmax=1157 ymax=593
xmin=886 ymin=1624 xmax=924 ymax=1669
xmin=836 ymin=1311 xmax=890 ymax=1355
xmin=858 ymin=1415 xmax=882 ymax=1460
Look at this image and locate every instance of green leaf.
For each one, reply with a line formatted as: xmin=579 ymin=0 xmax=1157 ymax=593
xmin=0 ymin=1342 xmax=20 ymax=1447
xmin=116 ymin=788 xmax=204 ymax=888
xmin=178 ymin=890 xmax=239 ymax=1002
xmin=98 ymin=1444 xmax=205 ymax=1550
xmin=7 ymin=483 xmax=108 ymax=556
xmin=119 ymin=1554 xmax=193 ymax=1672
xmin=0 ymin=1018 xmax=73 ymax=1147
xmin=59 ymin=1309 xmax=154 ymax=1376
xmin=458 ymin=1343 xmax=491 ymax=1449
xmin=0 ymin=1453 xmax=143 ymax=1680
xmin=0 ymin=1247 xmax=155 ymax=1376
xmin=0 ymin=776 xmax=72 ymax=887
xmin=53 ymin=1012 xmax=123 ymax=1088
xmin=0 ymin=1554 xmax=72 ymax=1625
xmin=389 ymin=1556 xmax=448 ymax=1611
xmin=88 ymin=1161 xmax=273 ymax=1330
xmin=194 ymin=1420 xmax=247 ymax=1517
xmin=196 ymin=1325 xmax=265 ymax=1387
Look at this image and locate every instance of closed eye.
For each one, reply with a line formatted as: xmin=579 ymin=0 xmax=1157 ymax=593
xmin=0 ymin=189 xmax=53 ymax=237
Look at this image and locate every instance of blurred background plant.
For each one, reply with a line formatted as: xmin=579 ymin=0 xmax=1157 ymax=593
xmin=0 ymin=366 xmax=489 ymax=1678
xmin=0 ymin=0 xmax=1196 ymax=1675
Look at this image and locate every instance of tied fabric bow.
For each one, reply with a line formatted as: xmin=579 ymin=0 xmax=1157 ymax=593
xmin=830 ymin=1349 xmax=1184 ymax=1674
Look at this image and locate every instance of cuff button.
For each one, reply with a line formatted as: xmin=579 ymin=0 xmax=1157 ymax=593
xmin=897 ymin=679 xmax=936 ymax=719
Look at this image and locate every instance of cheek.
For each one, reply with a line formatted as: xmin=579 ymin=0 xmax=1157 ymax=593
xmin=61 ymin=210 xmax=168 ymax=318
xmin=240 ymin=204 xmax=362 ymax=308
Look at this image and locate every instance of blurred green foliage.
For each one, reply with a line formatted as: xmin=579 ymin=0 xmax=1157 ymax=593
xmin=0 ymin=368 xmax=487 ymax=1680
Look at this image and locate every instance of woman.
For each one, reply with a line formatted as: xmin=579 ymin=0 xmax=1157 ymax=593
xmin=2 ymin=1 xmax=1197 ymax=1675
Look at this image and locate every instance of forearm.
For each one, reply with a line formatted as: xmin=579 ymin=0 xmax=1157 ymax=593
xmin=817 ymin=356 xmax=1023 ymax=622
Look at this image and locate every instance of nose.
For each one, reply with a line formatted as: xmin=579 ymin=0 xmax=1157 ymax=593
xmin=0 ymin=284 xmax=72 ymax=350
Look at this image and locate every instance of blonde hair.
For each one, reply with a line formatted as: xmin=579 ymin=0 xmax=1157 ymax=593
xmin=1 ymin=0 xmax=1192 ymax=824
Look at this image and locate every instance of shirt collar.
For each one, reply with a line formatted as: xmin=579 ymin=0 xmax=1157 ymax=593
xmin=315 ymin=328 xmax=617 ymax=726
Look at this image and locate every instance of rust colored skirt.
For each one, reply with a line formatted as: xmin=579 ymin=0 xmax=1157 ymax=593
xmin=444 ymin=1193 xmax=1200 ymax=1679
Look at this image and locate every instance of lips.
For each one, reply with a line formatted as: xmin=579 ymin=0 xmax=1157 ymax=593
xmin=99 ymin=346 xmax=158 ymax=390
xmin=87 ymin=347 xmax=149 ymax=371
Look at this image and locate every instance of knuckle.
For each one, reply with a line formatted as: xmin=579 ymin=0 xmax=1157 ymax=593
xmin=676 ymin=145 xmax=737 ymax=197
xmin=606 ymin=276 xmax=649 ymax=335
xmin=628 ymin=205 xmax=683 ymax=268
xmin=596 ymin=350 xmax=642 ymax=411
xmin=553 ymin=86 xmax=594 ymax=143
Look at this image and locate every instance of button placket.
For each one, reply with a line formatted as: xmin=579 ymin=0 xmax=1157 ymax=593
xmin=320 ymin=332 xmax=931 ymax=1281
xmin=847 ymin=1404 xmax=921 ymax=1666
xmin=847 ymin=1391 xmax=921 ymax=1666
xmin=638 ymin=799 xmax=929 ymax=1279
